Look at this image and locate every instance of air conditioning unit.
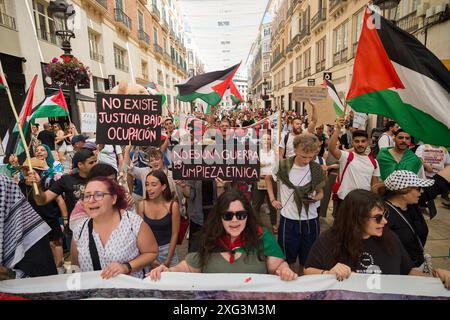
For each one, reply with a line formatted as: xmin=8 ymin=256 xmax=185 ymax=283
xmin=425 ymin=7 xmax=435 ymax=18
xmin=416 ymin=2 xmax=430 ymax=16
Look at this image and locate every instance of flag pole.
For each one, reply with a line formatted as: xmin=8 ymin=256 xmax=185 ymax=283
xmin=1 ymin=62 xmax=39 ymax=194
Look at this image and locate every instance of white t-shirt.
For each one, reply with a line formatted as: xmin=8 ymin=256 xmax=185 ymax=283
xmin=378 ymin=133 xmax=394 ymax=149
xmin=415 ymin=144 xmax=450 ymax=177
xmin=273 ymin=163 xmax=319 ymax=221
xmin=337 ymin=151 xmax=380 ymax=200
xmin=280 ymin=132 xmax=296 ymax=158
xmin=98 ymin=145 xmax=122 ymax=171
xmin=260 ymin=148 xmax=276 ymax=176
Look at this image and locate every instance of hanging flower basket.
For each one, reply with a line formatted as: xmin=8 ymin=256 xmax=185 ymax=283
xmin=45 ymin=55 xmax=91 ymax=87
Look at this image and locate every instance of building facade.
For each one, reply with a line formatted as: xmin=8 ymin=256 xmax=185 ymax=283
xmin=269 ymin=0 xmax=449 ymax=127
xmin=0 ymin=0 xmax=194 ymax=142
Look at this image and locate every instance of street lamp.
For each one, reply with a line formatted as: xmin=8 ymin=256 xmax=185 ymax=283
xmin=48 ymin=0 xmax=80 ymax=130
xmin=372 ymin=0 xmax=400 ymax=21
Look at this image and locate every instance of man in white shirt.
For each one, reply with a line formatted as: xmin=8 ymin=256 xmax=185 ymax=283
xmin=329 ymin=118 xmax=381 ymax=216
xmin=266 ymin=134 xmax=325 ymax=273
xmin=378 ymin=121 xmax=399 ymax=150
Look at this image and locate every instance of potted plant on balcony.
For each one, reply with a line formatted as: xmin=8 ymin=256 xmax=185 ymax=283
xmin=45 ymin=55 xmax=91 ymax=87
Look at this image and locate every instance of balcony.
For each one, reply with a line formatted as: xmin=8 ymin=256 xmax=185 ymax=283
xmin=90 ymin=51 xmax=104 ymax=63
xmin=151 ymin=4 xmax=161 ymax=21
xmin=329 ymin=0 xmax=346 ymax=14
xmin=287 ymin=34 xmax=300 ymax=53
xmin=115 ymin=61 xmax=129 ymax=72
xmin=396 ymin=11 xmax=420 ymax=34
xmin=83 ymin=0 xmax=108 ymax=15
xmin=138 ymin=0 xmax=147 ymax=5
xmin=316 ymin=59 xmax=325 ymax=72
xmin=271 ymin=50 xmax=285 ymax=69
xmin=114 ymin=8 xmax=132 ymax=34
xmin=289 ymin=76 xmax=294 ymax=84
xmin=154 ymin=43 xmax=163 ymax=59
xmin=169 ymin=29 xmax=176 ymax=39
xmin=296 ymin=73 xmax=301 ymax=81
xmin=303 ymin=66 xmax=311 ymax=77
xmin=333 ymin=48 xmax=348 ymax=66
xmin=287 ymin=5 xmax=293 ymax=18
xmin=298 ymin=25 xmax=310 ymax=42
xmin=161 ymin=20 xmax=169 ymax=33
xmin=0 ymin=12 xmax=16 ymax=30
xmin=311 ymin=8 xmax=326 ymax=31
xmin=163 ymin=51 xmax=171 ymax=64
xmin=138 ymin=29 xmax=151 ymax=49
xmin=36 ymin=28 xmax=62 ymax=46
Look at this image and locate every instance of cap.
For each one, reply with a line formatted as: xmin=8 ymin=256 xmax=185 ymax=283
xmin=384 ymin=170 xmax=434 ymax=191
xmin=82 ymin=141 xmax=98 ymax=150
xmin=71 ymin=135 xmax=88 ymax=145
xmin=72 ymin=149 xmax=95 ymax=169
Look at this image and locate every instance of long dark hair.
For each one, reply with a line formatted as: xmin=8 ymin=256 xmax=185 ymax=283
xmin=331 ymin=189 xmax=395 ymax=268
xmin=198 ymin=189 xmax=264 ymax=268
xmin=145 ymin=170 xmax=172 ymax=201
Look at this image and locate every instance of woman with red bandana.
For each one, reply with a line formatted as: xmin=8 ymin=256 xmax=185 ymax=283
xmin=148 ymin=189 xmax=297 ymax=281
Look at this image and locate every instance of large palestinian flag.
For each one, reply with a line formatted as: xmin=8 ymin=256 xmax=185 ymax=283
xmin=347 ymin=7 xmax=450 ymax=146
xmin=176 ymin=63 xmax=240 ymax=106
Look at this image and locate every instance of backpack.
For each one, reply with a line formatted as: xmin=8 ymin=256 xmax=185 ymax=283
xmin=331 ymin=152 xmax=377 ymax=201
xmin=282 ymin=133 xmax=290 ymax=158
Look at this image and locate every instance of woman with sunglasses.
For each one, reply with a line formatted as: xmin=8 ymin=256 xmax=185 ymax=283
xmin=71 ymin=176 xmax=158 ymax=279
xmin=377 ymin=168 xmax=450 ymax=269
xmin=303 ymin=189 xmax=450 ymax=289
xmin=148 ymin=189 xmax=297 ymax=281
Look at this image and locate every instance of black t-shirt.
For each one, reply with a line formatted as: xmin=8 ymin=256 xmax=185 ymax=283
xmin=37 ymin=130 xmax=56 ymax=150
xmin=49 ymin=173 xmax=87 ymax=214
xmin=305 ymin=229 xmax=414 ymax=275
xmin=386 ymin=203 xmax=428 ymax=267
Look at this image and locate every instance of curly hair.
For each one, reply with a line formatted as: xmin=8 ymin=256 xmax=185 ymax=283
xmin=331 ymin=189 xmax=395 ymax=269
xmin=86 ymin=176 xmax=128 ymax=210
xmin=198 ymin=189 xmax=264 ymax=269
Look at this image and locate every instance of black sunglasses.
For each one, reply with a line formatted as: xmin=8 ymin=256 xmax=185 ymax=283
xmin=221 ymin=210 xmax=248 ymax=221
xmin=370 ymin=211 xmax=389 ymax=224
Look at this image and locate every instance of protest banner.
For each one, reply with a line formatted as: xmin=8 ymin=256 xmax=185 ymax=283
xmin=172 ymin=144 xmax=260 ymax=181
xmin=96 ymin=94 xmax=162 ymax=146
xmin=292 ymin=86 xmax=327 ymax=102
xmin=304 ymin=97 xmax=337 ymax=126
xmin=352 ymin=112 xmax=368 ymax=130
xmin=80 ymin=113 xmax=97 ymax=133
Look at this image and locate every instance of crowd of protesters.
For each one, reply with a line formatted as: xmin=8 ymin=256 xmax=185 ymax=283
xmin=0 ymin=106 xmax=449 ymax=290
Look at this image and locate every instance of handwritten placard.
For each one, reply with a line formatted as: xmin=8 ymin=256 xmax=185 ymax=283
xmin=81 ymin=113 xmax=97 ymax=133
xmin=172 ymin=144 xmax=260 ymax=181
xmin=95 ymin=94 xmax=162 ymax=146
xmin=292 ymin=86 xmax=327 ymax=102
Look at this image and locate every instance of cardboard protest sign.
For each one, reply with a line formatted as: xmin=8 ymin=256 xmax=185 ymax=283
xmin=96 ymin=94 xmax=162 ymax=146
xmin=292 ymin=86 xmax=327 ymax=102
xmin=172 ymin=144 xmax=260 ymax=181
xmin=304 ymin=96 xmax=338 ymax=126
xmin=81 ymin=113 xmax=97 ymax=133
xmin=352 ymin=112 xmax=368 ymax=130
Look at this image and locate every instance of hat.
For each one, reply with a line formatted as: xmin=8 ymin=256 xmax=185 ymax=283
xmin=384 ymin=170 xmax=434 ymax=191
xmin=19 ymin=157 xmax=48 ymax=171
xmin=71 ymin=135 xmax=88 ymax=145
xmin=82 ymin=141 xmax=98 ymax=150
xmin=72 ymin=149 xmax=95 ymax=169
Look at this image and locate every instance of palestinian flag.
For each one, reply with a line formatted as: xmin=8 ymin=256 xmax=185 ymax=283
xmin=176 ymin=63 xmax=240 ymax=106
xmin=31 ymin=88 xmax=69 ymax=120
xmin=0 ymin=62 xmax=7 ymax=90
xmin=144 ymin=81 xmax=167 ymax=105
xmin=227 ymin=81 xmax=243 ymax=105
xmin=347 ymin=7 xmax=450 ymax=146
xmin=324 ymin=79 xmax=344 ymax=116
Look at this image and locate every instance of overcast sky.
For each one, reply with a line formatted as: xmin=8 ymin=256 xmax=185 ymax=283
xmin=179 ymin=0 xmax=269 ymax=77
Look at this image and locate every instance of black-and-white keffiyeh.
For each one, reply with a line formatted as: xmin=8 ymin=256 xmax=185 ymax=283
xmin=0 ymin=174 xmax=50 ymax=274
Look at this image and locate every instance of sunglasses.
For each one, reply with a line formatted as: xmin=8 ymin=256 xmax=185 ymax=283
xmin=221 ymin=210 xmax=248 ymax=221
xmin=369 ymin=211 xmax=389 ymax=224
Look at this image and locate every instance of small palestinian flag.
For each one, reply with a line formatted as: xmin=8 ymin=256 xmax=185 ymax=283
xmin=176 ymin=63 xmax=240 ymax=106
xmin=144 ymin=81 xmax=167 ymax=105
xmin=346 ymin=7 xmax=450 ymax=146
xmin=324 ymin=79 xmax=344 ymax=116
xmin=31 ymin=88 xmax=69 ymax=120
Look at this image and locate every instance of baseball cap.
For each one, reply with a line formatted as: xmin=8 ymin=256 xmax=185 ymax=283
xmin=72 ymin=149 xmax=95 ymax=169
xmin=384 ymin=170 xmax=434 ymax=191
xmin=82 ymin=141 xmax=98 ymax=150
xmin=71 ymin=135 xmax=88 ymax=145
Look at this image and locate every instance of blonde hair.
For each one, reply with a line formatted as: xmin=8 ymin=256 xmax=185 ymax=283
xmin=293 ymin=133 xmax=319 ymax=153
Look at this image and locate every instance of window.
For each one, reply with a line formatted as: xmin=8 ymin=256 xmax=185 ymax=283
xmin=33 ymin=0 xmax=63 ymax=45
xmin=304 ymin=48 xmax=311 ymax=76
xmin=142 ymin=61 xmax=148 ymax=79
xmin=153 ymin=26 xmax=158 ymax=45
xmin=93 ymin=76 xmax=106 ymax=92
xmin=296 ymin=56 xmax=301 ymax=79
xmin=163 ymin=38 xmax=168 ymax=52
xmin=353 ymin=9 xmax=364 ymax=53
xmin=116 ymin=0 xmax=123 ymax=9
xmin=333 ymin=20 xmax=348 ymax=53
xmin=114 ymin=46 xmax=127 ymax=71
xmin=316 ymin=37 xmax=326 ymax=65
xmin=88 ymin=31 xmax=103 ymax=63
xmin=157 ymin=70 xmax=163 ymax=85
xmin=188 ymin=51 xmax=193 ymax=63
xmin=263 ymin=61 xmax=270 ymax=73
xmin=289 ymin=62 xmax=293 ymax=83
xmin=138 ymin=10 xmax=144 ymax=31
xmin=218 ymin=21 xmax=230 ymax=26
xmin=263 ymin=28 xmax=270 ymax=36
